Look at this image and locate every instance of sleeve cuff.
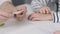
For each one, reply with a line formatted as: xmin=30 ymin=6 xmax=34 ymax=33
xmin=52 ymin=12 xmax=59 ymax=23
xmin=52 ymin=11 xmax=60 ymax=23
xmin=58 ymin=12 xmax=60 ymax=23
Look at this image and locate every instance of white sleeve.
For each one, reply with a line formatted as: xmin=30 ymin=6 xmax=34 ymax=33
xmin=58 ymin=12 xmax=60 ymax=23
xmin=31 ymin=0 xmax=49 ymax=12
xmin=31 ymin=0 xmax=43 ymax=12
xmin=0 ymin=0 xmax=11 ymax=5
xmin=52 ymin=12 xmax=60 ymax=23
xmin=52 ymin=12 xmax=58 ymax=23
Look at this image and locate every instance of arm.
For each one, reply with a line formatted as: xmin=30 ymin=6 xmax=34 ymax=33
xmin=0 ymin=1 xmax=17 ymax=13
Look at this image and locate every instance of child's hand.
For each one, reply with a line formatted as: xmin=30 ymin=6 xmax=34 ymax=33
xmin=0 ymin=9 xmax=12 ymax=23
xmin=28 ymin=13 xmax=53 ymax=21
xmin=36 ymin=6 xmax=51 ymax=14
xmin=54 ymin=30 xmax=60 ymax=34
xmin=15 ymin=6 xmax=27 ymax=21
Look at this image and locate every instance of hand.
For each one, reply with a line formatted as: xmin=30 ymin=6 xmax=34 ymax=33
xmin=15 ymin=6 xmax=27 ymax=21
xmin=28 ymin=13 xmax=53 ymax=21
xmin=36 ymin=6 xmax=51 ymax=14
xmin=0 ymin=9 xmax=12 ymax=23
xmin=54 ymin=30 xmax=60 ymax=34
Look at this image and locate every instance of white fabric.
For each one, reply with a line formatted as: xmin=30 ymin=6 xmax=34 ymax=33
xmin=31 ymin=0 xmax=57 ymax=12
xmin=53 ymin=12 xmax=58 ymax=23
xmin=58 ymin=0 xmax=60 ymax=11
xmin=31 ymin=0 xmax=55 ymax=11
xmin=58 ymin=12 xmax=60 ymax=23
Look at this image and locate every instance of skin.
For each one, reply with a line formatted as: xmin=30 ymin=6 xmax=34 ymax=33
xmin=36 ymin=6 xmax=51 ymax=14
xmin=28 ymin=6 xmax=52 ymax=21
xmin=0 ymin=1 xmax=16 ymax=23
xmin=53 ymin=30 xmax=60 ymax=34
xmin=15 ymin=6 xmax=27 ymax=21
xmin=0 ymin=1 xmax=17 ymax=13
xmin=0 ymin=9 xmax=12 ymax=23
xmin=0 ymin=1 xmax=27 ymax=23
xmin=28 ymin=13 xmax=53 ymax=21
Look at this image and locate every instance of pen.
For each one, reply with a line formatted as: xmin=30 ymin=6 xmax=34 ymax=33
xmin=13 ymin=11 xmax=23 ymax=17
xmin=13 ymin=11 xmax=22 ymax=14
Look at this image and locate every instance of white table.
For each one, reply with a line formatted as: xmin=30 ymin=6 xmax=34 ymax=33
xmin=0 ymin=4 xmax=60 ymax=34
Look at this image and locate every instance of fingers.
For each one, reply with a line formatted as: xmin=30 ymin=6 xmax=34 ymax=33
xmin=28 ymin=13 xmax=43 ymax=21
xmin=28 ymin=13 xmax=40 ymax=21
xmin=28 ymin=13 xmax=38 ymax=20
xmin=16 ymin=16 xmax=24 ymax=21
xmin=45 ymin=7 xmax=51 ymax=14
xmin=14 ymin=11 xmax=26 ymax=21
xmin=0 ymin=9 xmax=13 ymax=23
xmin=28 ymin=13 xmax=33 ymax=20
xmin=14 ymin=6 xmax=27 ymax=21
xmin=16 ymin=6 xmax=27 ymax=12
xmin=36 ymin=7 xmax=51 ymax=14
xmin=28 ymin=13 xmax=53 ymax=21
xmin=28 ymin=14 xmax=40 ymax=21
xmin=37 ymin=8 xmax=45 ymax=14
xmin=16 ymin=6 xmax=27 ymax=16
xmin=15 ymin=14 xmax=24 ymax=21
xmin=0 ymin=16 xmax=8 ymax=22
xmin=0 ymin=11 xmax=12 ymax=18
xmin=14 ymin=10 xmax=26 ymax=18
xmin=0 ymin=9 xmax=12 ymax=18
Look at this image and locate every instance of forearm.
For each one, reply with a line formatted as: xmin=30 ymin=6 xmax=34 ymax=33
xmin=0 ymin=1 xmax=17 ymax=13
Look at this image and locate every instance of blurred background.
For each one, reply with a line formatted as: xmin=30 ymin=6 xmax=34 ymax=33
xmin=25 ymin=0 xmax=32 ymax=4
xmin=12 ymin=0 xmax=32 ymax=6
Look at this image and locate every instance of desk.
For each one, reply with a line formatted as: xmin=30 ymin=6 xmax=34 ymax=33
xmin=0 ymin=4 xmax=60 ymax=34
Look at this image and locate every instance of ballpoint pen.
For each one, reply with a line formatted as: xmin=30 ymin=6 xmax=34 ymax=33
xmin=13 ymin=10 xmax=23 ymax=17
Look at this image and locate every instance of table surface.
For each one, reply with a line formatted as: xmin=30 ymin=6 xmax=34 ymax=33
xmin=0 ymin=4 xmax=60 ymax=34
